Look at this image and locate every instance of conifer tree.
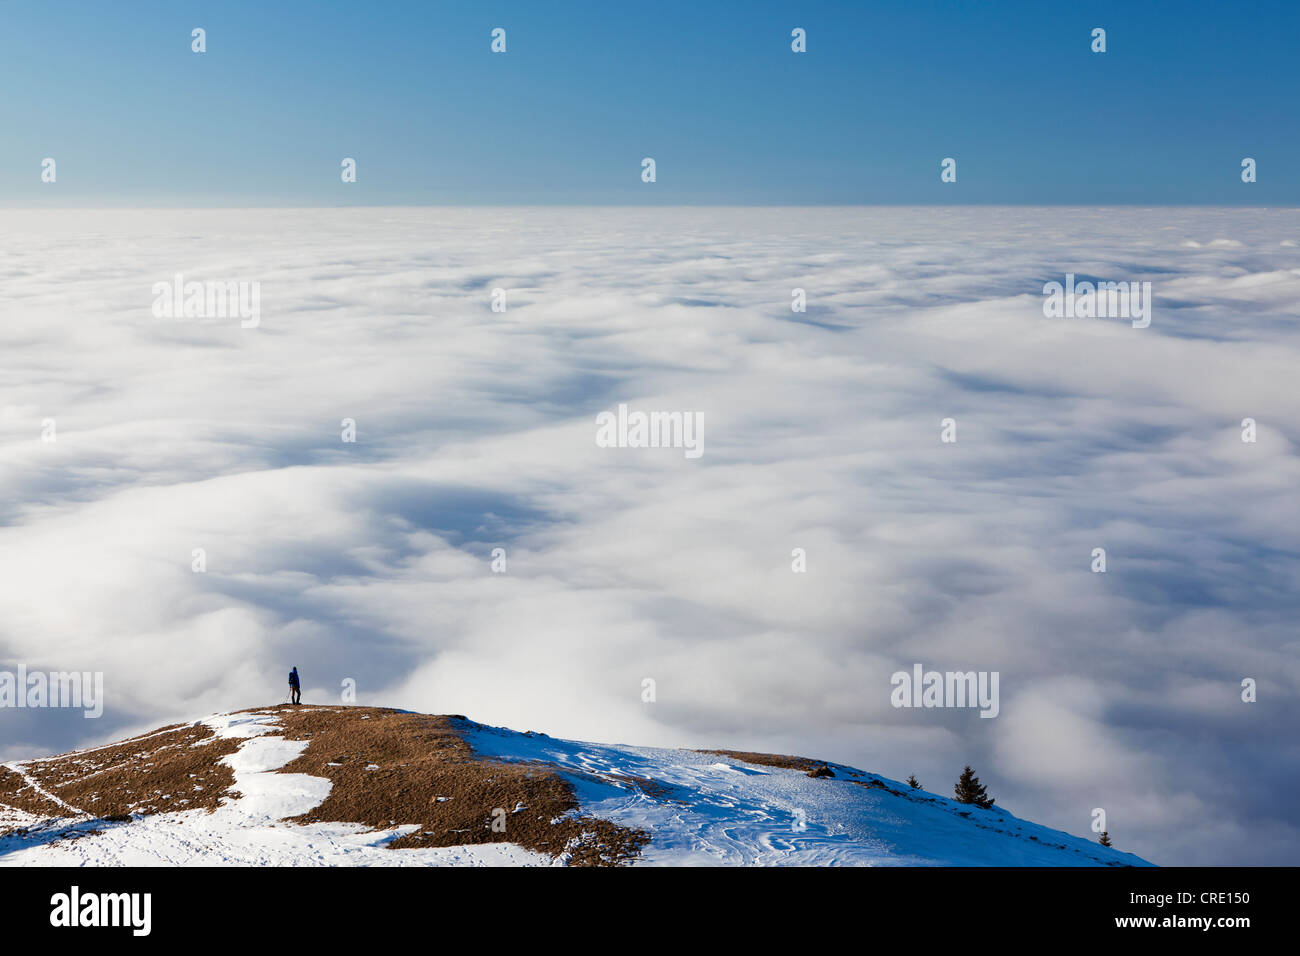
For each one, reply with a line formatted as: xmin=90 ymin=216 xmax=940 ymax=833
xmin=1099 ymin=831 xmax=1112 ymax=847
xmin=953 ymin=765 xmax=995 ymax=808
xmin=906 ymin=774 xmax=922 ymax=789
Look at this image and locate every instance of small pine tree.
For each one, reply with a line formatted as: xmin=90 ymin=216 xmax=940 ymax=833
xmin=1099 ymin=831 xmax=1112 ymax=847
xmin=953 ymin=765 xmax=995 ymax=809
xmin=906 ymin=774 xmax=922 ymax=790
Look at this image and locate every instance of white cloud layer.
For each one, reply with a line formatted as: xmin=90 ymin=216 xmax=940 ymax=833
xmin=1 ymin=206 xmax=1298 ymax=864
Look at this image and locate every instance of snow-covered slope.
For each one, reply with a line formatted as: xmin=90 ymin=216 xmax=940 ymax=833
xmin=463 ymin=722 xmax=1151 ymax=866
xmin=0 ymin=705 xmax=1152 ymax=867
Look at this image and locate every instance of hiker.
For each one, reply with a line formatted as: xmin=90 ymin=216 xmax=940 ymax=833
xmin=288 ymin=666 xmax=301 ymax=705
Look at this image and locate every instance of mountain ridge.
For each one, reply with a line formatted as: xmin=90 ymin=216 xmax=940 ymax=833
xmin=0 ymin=704 xmax=1153 ymax=867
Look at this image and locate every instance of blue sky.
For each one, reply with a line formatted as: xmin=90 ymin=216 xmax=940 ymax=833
xmin=1 ymin=1 xmax=1297 ymax=203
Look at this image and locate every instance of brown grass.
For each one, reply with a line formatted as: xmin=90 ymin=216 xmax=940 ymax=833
xmin=700 ymin=749 xmax=829 ymax=773
xmin=700 ymin=749 xmax=869 ymax=781
xmin=2 ymin=704 xmax=651 ymax=865
xmin=270 ymin=704 xmax=648 ymax=866
xmin=0 ymin=766 xmax=70 ymax=819
xmin=19 ymin=723 xmax=242 ymax=818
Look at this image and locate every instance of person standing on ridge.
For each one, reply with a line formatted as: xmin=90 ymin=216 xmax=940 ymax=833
xmin=288 ymin=666 xmax=301 ymax=705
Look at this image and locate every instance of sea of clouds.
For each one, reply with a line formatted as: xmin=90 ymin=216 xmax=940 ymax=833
xmin=1 ymin=206 xmax=1297 ymax=865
